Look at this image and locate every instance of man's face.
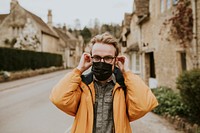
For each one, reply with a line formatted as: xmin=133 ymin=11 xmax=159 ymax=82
xmin=91 ymin=43 xmax=116 ymax=70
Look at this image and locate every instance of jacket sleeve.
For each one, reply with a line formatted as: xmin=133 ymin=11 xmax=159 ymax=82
xmin=123 ymin=71 xmax=158 ymax=122
xmin=49 ymin=68 xmax=82 ymax=116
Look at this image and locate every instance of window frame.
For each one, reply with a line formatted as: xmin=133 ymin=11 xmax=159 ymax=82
xmin=160 ymin=0 xmax=165 ymax=13
xmin=131 ymin=53 xmax=141 ymax=74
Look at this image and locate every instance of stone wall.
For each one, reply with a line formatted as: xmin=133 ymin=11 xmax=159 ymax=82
xmin=139 ymin=5 xmax=178 ymax=89
xmin=128 ymin=0 xmax=196 ymax=89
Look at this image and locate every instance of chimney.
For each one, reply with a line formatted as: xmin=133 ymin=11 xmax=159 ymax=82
xmin=62 ymin=23 xmax=67 ymax=33
xmin=10 ymin=0 xmax=18 ymax=12
xmin=47 ymin=9 xmax=52 ymax=27
xmin=134 ymin=0 xmax=149 ymax=17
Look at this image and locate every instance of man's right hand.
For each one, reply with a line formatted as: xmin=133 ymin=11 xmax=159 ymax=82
xmin=76 ymin=53 xmax=92 ymax=73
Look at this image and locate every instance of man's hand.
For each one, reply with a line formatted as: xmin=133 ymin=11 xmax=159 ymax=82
xmin=116 ymin=55 xmax=130 ymax=73
xmin=77 ymin=53 xmax=92 ymax=73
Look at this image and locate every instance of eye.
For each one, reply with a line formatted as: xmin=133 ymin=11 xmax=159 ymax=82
xmin=104 ymin=56 xmax=113 ymax=60
xmin=92 ymin=55 xmax=102 ymax=62
xmin=93 ymin=55 xmax=101 ymax=60
xmin=103 ymin=56 xmax=115 ymax=63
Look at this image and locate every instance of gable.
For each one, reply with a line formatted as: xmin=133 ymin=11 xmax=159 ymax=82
xmin=0 ymin=14 xmax=8 ymax=24
xmin=25 ymin=9 xmax=58 ymax=38
xmin=1 ymin=2 xmax=59 ymax=39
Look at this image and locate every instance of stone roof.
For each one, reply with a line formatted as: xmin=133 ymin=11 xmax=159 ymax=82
xmin=53 ymin=27 xmax=79 ymax=49
xmin=66 ymin=31 xmax=77 ymax=40
xmin=24 ymin=9 xmax=59 ymax=38
xmin=0 ymin=14 xmax=8 ymax=23
xmin=9 ymin=1 xmax=57 ymax=38
xmin=125 ymin=43 xmax=139 ymax=53
xmin=53 ymin=27 xmax=69 ymax=43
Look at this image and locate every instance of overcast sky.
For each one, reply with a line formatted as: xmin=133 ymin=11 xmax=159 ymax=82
xmin=0 ymin=0 xmax=133 ymax=29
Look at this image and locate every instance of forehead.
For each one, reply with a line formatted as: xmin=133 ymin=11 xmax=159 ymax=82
xmin=92 ymin=43 xmax=115 ymax=56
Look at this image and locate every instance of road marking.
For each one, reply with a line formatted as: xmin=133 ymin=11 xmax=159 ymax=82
xmin=64 ymin=125 xmax=72 ymax=133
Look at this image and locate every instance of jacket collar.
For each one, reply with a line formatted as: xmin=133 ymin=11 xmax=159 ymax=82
xmin=81 ymin=67 xmax=126 ymax=89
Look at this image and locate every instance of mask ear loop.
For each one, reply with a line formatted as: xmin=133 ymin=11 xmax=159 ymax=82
xmin=114 ymin=57 xmax=118 ymax=66
xmin=90 ymin=53 xmax=94 ymax=64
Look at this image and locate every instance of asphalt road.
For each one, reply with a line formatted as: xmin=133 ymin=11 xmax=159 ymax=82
xmin=0 ymin=69 xmax=183 ymax=133
xmin=0 ymin=70 xmax=74 ymax=133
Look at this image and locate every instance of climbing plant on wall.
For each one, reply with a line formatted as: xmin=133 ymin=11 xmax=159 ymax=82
xmin=160 ymin=0 xmax=193 ymax=48
xmin=14 ymin=18 xmax=40 ymax=50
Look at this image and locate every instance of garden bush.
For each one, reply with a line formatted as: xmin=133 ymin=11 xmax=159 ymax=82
xmin=177 ymin=69 xmax=200 ymax=124
xmin=152 ymin=87 xmax=189 ymax=117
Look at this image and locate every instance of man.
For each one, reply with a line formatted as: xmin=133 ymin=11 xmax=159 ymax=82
xmin=50 ymin=32 xmax=158 ymax=133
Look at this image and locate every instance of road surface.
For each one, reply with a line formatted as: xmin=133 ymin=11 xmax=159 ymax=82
xmin=0 ymin=69 xmax=183 ymax=133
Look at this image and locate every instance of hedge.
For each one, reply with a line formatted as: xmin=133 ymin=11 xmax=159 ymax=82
xmin=0 ymin=47 xmax=62 ymax=71
xmin=177 ymin=69 xmax=200 ymax=124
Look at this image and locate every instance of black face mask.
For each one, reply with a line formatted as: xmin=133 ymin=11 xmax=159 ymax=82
xmin=92 ymin=62 xmax=113 ymax=81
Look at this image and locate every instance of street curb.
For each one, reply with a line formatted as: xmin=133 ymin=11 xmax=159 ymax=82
xmin=0 ymin=68 xmax=71 ymax=92
xmin=0 ymin=66 xmax=64 ymax=83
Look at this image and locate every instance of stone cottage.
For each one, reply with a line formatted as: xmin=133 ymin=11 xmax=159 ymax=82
xmin=0 ymin=0 xmax=60 ymax=52
xmin=46 ymin=9 xmax=84 ymax=68
xmin=52 ymin=25 xmax=83 ymax=68
xmin=0 ymin=0 xmax=83 ymax=68
xmin=120 ymin=0 xmax=200 ymax=89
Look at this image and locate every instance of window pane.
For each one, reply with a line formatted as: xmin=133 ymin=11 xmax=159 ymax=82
xmin=167 ymin=0 xmax=171 ymax=9
xmin=136 ymin=54 xmax=140 ymax=71
xmin=160 ymin=0 xmax=164 ymax=13
xmin=181 ymin=52 xmax=187 ymax=71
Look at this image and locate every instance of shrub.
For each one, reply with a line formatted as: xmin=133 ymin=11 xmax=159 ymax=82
xmin=177 ymin=69 xmax=200 ymax=124
xmin=0 ymin=47 xmax=62 ymax=71
xmin=152 ymin=87 xmax=189 ymax=117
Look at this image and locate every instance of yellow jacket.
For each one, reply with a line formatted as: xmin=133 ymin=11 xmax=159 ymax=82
xmin=50 ymin=68 xmax=158 ymax=133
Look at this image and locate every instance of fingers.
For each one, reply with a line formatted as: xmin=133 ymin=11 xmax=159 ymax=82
xmin=116 ymin=56 xmax=125 ymax=64
xmin=77 ymin=53 xmax=92 ymax=73
xmin=116 ymin=55 xmax=130 ymax=73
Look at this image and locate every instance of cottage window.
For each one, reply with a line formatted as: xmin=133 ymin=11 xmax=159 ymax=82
xmin=167 ymin=0 xmax=171 ymax=9
xmin=69 ymin=48 xmax=75 ymax=56
xmin=135 ymin=54 xmax=140 ymax=72
xmin=131 ymin=53 xmax=141 ymax=74
xmin=12 ymin=27 xmax=16 ymax=36
xmin=160 ymin=0 xmax=165 ymax=13
xmin=122 ymin=41 xmax=127 ymax=47
xmin=181 ymin=52 xmax=187 ymax=71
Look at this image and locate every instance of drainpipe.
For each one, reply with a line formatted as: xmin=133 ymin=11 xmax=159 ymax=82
xmin=41 ymin=32 xmax=43 ymax=52
xmin=193 ymin=0 xmax=199 ymax=68
xmin=139 ymin=24 xmax=145 ymax=80
xmin=195 ymin=0 xmax=199 ymax=68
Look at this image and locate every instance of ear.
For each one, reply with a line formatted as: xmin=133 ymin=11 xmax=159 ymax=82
xmin=117 ymin=56 xmax=125 ymax=64
xmin=115 ymin=57 xmax=118 ymax=66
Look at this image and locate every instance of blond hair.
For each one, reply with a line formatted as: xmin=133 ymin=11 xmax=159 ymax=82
xmin=90 ymin=32 xmax=119 ymax=56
